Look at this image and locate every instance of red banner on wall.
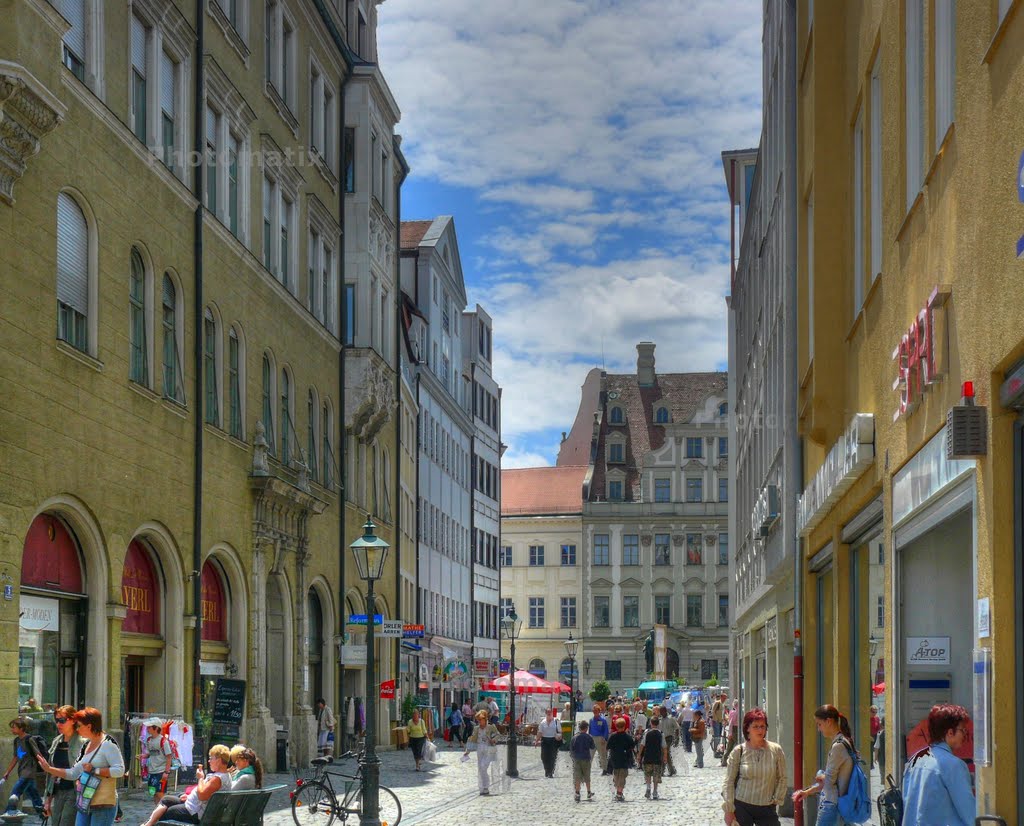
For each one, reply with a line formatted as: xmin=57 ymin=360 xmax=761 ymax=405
xmin=122 ymin=540 xmax=159 ymax=635
xmin=201 ymin=561 xmax=227 ymax=642
xmin=379 ymin=679 xmax=396 ymax=700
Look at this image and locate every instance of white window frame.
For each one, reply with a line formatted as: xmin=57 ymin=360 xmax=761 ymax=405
xmin=934 ymin=0 xmax=955 ymax=152
xmin=265 ymin=0 xmax=297 ymax=112
xmin=905 ymin=0 xmax=925 ymax=209
xmin=128 ymin=245 xmax=155 ymax=387
xmin=261 ymin=135 xmax=303 ymax=293
xmin=227 ymin=323 xmax=247 ymax=440
xmin=206 ymin=58 xmax=255 ymax=241
xmin=869 ymin=53 xmax=882 ymax=280
xmin=203 ymin=305 xmax=223 ymax=428
xmin=57 ymin=0 xmax=105 ymax=94
xmin=161 ymin=270 xmax=186 ymax=404
xmin=852 ymin=107 xmax=864 ymax=315
xmin=55 ymin=189 xmax=99 ymax=357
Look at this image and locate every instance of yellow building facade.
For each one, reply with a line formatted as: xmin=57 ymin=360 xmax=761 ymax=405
xmin=0 ymin=0 xmax=406 ymax=768
xmin=798 ymin=1 xmax=1024 ymax=821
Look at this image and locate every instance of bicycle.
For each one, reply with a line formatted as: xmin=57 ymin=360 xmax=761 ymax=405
xmin=290 ymin=752 xmax=402 ymax=826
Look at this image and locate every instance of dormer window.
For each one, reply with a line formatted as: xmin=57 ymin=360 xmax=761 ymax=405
xmin=655 ymin=406 xmax=670 ymax=424
xmin=718 ymin=402 xmax=728 ymax=417
xmin=609 ymin=442 xmax=624 ymax=463
xmin=608 ymin=480 xmax=623 ymax=500
xmin=609 ymin=405 xmax=624 ymax=425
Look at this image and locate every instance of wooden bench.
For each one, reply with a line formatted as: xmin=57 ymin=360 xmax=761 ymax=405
xmin=162 ymin=785 xmax=286 ymax=826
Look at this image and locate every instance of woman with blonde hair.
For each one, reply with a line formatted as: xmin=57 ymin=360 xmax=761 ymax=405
xmin=227 ymin=746 xmax=263 ymax=790
xmin=138 ymin=745 xmax=232 ymax=826
xmin=463 ymin=710 xmax=499 ymax=795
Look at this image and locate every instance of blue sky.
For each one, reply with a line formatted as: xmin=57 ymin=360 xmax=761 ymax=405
xmin=377 ymin=1 xmax=762 ymax=468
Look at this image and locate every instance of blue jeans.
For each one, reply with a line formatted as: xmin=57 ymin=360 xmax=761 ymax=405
xmin=8 ymin=777 xmax=44 ymax=812
xmin=816 ymin=799 xmax=843 ymax=826
xmin=76 ymin=804 xmax=118 ymax=826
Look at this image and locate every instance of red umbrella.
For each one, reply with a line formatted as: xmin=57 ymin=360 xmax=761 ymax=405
xmin=481 ymin=670 xmax=571 ymax=694
xmin=872 ymin=682 xmax=886 ymax=694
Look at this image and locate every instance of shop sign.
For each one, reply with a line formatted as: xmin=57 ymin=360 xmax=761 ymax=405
xmin=347 ymin=614 xmax=383 ymax=626
xmin=473 ymin=659 xmax=490 ymax=675
xmin=200 ymin=660 xmax=226 ymax=676
xmin=381 ymin=620 xmax=403 ymax=638
xmin=403 ymin=624 xmax=425 ymax=638
xmin=892 ymin=426 xmax=974 ymax=525
xmin=19 ymin=595 xmax=59 ymax=632
xmin=797 ymin=414 xmax=875 ymax=535
xmin=906 ymin=636 xmax=951 ymax=666
xmin=891 ymin=286 xmax=950 ymax=421
xmin=379 ymin=679 xmax=395 ymax=700
xmin=340 ymin=644 xmax=366 ymax=666
xmin=977 ymin=598 xmax=991 ymax=638
xmin=752 ymin=484 xmax=781 ymax=538
xmin=122 ymin=540 xmax=159 ymax=635
xmin=499 ymin=659 xmax=510 ymax=675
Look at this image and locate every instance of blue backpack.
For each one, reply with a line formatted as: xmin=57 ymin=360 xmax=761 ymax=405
xmin=837 ymin=741 xmax=872 ymax=824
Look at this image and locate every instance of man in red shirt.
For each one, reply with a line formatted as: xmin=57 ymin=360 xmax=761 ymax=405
xmin=869 ymin=706 xmax=881 ymax=768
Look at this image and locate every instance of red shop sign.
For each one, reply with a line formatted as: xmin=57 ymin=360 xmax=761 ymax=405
xmin=892 ymin=286 xmax=950 ymax=421
xmin=122 ymin=540 xmax=159 ymax=635
xmin=201 ymin=561 xmax=227 ymax=642
xmin=379 ymin=679 xmax=396 ymax=700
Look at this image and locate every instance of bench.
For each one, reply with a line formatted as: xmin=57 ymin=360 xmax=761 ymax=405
xmin=163 ymin=785 xmax=287 ymax=826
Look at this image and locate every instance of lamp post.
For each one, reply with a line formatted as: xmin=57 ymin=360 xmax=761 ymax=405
xmin=564 ymin=632 xmax=579 ymax=727
xmin=350 ymin=520 xmax=389 ymax=826
xmin=500 ymin=606 xmax=523 ymax=777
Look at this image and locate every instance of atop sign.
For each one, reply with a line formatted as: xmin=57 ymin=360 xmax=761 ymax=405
xmin=892 ymin=286 xmax=950 ymax=421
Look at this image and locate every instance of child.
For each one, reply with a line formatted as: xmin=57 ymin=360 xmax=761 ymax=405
xmin=639 ymin=716 xmax=667 ymax=800
xmin=569 ymin=720 xmax=595 ymax=803
xmin=606 ymin=718 xmax=635 ymax=803
xmin=3 ymin=717 xmax=46 ymax=818
xmin=142 ymin=719 xmax=173 ymax=797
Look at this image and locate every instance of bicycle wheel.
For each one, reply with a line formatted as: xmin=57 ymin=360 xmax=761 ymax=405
xmin=350 ymin=785 xmax=402 ymax=826
xmin=292 ymin=780 xmax=337 ymax=826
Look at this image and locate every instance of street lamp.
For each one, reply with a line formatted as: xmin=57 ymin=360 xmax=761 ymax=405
xmin=564 ymin=632 xmax=579 ymax=726
xmin=500 ymin=606 xmax=523 ymax=777
xmin=350 ymin=519 xmax=389 ymax=826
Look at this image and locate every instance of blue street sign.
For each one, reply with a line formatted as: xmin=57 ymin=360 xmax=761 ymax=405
xmin=347 ymin=614 xmax=383 ymax=626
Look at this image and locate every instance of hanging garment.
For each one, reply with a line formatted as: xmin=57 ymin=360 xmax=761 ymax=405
xmin=346 ymin=698 xmax=356 ymax=735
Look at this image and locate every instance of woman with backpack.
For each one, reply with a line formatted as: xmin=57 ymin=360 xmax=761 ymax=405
xmin=900 ymin=704 xmax=975 ymax=826
xmin=723 ymin=709 xmax=788 ymax=826
xmin=791 ymin=705 xmax=856 ymax=826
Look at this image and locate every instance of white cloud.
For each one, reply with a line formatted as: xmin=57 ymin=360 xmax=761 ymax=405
xmin=482 ymin=184 xmax=594 ymax=212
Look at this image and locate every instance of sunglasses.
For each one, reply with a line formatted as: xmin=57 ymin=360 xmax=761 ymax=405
xmin=54 ymin=718 xmax=67 ymax=724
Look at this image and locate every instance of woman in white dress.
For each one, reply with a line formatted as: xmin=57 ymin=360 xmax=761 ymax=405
xmin=464 ymin=710 xmax=499 ymax=795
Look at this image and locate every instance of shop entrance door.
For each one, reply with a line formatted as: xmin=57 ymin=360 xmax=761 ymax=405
xmin=125 ymin=657 xmax=145 ymax=714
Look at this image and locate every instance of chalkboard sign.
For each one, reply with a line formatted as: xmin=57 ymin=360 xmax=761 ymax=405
xmin=210 ymin=678 xmax=246 ymax=745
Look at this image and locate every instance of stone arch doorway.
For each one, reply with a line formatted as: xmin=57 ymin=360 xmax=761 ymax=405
xmin=266 ymin=574 xmax=292 ymax=721
xmin=667 ymin=647 xmax=680 ymax=681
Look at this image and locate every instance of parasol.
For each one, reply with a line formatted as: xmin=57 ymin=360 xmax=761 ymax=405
xmin=480 ymin=670 xmax=571 ymax=694
xmin=872 ymin=682 xmax=886 ymax=694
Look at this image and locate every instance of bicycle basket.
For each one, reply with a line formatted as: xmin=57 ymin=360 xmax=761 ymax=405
xmin=876 ymin=773 xmax=903 ymax=826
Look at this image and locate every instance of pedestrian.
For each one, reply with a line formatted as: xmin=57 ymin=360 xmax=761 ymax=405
xmin=723 ymin=699 xmax=741 ymax=764
xmin=43 ymin=706 xmax=84 ymax=826
xmin=875 ymin=721 xmax=886 ymax=779
xmin=461 ymin=701 xmax=474 ymax=743
xmin=227 ymin=746 xmax=263 ymax=790
xmin=141 ymin=719 xmax=172 ymax=798
xmin=722 ymin=708 xmax=788 ymax=826
xmin=569 ymin=720 xmax=595 ymax=803
xmin=3 ymin=716 xmax=46 ymax=818
xmin=406 ymin=709 xmax=428 ymax=771
xmin=899 ymin=704 xmax=975 ymax=826
xmin=464 ymin=711 xmax=499 ymax=796
xmin=314 ymin=698 xmax=335 ymax=757
xmin=712 ymin=694 xmax=726 ymax=742
xmin=135 ymin=744 xmax=231 ymax=826
xmin=638 ymin=716 xmax=667 ymax=800
xmin=869 ymin=706 xmax=881 ymax=769
xmin=574 ymin=689 xmax=584 ymax=713
xmin=681 ymin=701 xmax=695 ymax=752
xmin=691 ymin=709 xmax=707 ymax=768
xmin=560 ymin=702 xmax=572 ymax=722
xmin=610 ymin=704 xmax=631 ymax=734
xmin=791 ymin=704 xmax=856 ymax=826
xmin=447 ymin=704 xmax=464 ymax=748
xmin=589 ymin=707 xmax=610 ymax=775
xmin=36 ymin=708 xmax=125 ymax=826
xmin=536 ymin=707 xmax=563 ymax=778
xmin=657 ymin=707 xmax=680 ymax=776
xmin=488 ymin=696 xmax=500 ymax=725
xmin=606 ymin=718 xmax=635 ymax=802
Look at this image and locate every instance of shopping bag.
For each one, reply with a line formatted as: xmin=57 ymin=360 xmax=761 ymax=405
xmin=423 ymin=739 xmax=437 ymax=762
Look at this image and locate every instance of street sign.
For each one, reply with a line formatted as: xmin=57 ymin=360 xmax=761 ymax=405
xmin=382 ymin=620 xmax=403 ymax=638
xmin=403 ymin=624 xmax=424 ymax=638
xmin=348 ymin=614 xmax=383 ymax=626
xmin=379 ymin=679 xmax=395 ymax=700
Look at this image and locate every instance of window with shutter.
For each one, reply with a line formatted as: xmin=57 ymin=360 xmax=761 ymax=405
xmin=204 ymin=309 xmax=218 ymax=425
xmin=58 ymin=0 xmax=86 ymax=79
xmin=56 ymin=192 xmax=88 ymax=351
xmin=228 ymin=328 xmax=242 ymax=439
xmin=162 ymin=275 xmax=180 ymax=401
xmin=131 ymin=15 xmax=148 ymax=144
xmin=129 ymin=249 xmax=148 ymax=384
xmin=160 ymin=50 xmax=176 ymax=168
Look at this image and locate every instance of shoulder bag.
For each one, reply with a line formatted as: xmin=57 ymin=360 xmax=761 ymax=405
xmin=75 ymin=745 xmax=117 ymax=813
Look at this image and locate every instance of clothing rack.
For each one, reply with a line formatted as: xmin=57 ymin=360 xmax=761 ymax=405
xmin=122 ymin=711 xmax=187 ymax=796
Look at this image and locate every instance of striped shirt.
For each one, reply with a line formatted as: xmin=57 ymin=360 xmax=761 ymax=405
xmin=722 ymin=740 xmax=788 ymax=813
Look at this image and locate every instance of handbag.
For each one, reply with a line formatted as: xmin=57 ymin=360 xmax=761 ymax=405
xmin=75 ymin=771 xmax=116 ymax=813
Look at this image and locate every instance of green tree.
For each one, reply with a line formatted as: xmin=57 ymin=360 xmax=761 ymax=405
xmin=400 ymin=694 xmax=418 ymax=724
xmin=588 ymin=679 xmax=611 ymax=703
xmin=704 ymin=674 xmax=719 ymax=687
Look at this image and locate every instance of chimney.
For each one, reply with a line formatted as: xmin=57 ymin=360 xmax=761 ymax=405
xmin=637 ymin=342 xmax=656 ymax=386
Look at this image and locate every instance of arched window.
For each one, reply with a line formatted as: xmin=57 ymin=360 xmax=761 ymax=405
xmin=228 ymin=326 xmax=243 ymax=439
xmin=129 ymin=248 xmax=149 ymax=385
xmin=203 ymin=307 xmax=220 ymax=426
xmin=559 ymin=657 xmax=579 ymax=684
xmin=528 ymin=658 xmax=546 ymax=678
xmin=56 ymin=192 xmax=90 ymax=352
xmin=718 ymin=402 xmax=728 ymax=417
xmin=307 ymin=388 xmax=319 ymax=482
xmin=609 ymin=406 xmax=623 ymax=424
xmin=161 ymin=274 xmax=182 ymax=402
xmin=261 ymin=353 xmax=276 ymax=455
xmin=322 ymin=401 xmax=334 ymax=489
xmin=655 ymin=406 xmax=669 ymax=424
xmin=280 ymin=367 xmax=292 ymax=465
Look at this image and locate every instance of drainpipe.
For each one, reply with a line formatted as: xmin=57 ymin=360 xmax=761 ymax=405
xmin=415 ymin=373 xmax=422 ymax=690
xmin=469 ymin=363 xmax=477 ymax=683
xmin=190 ymin=0 xmax=205 ymax=727
xmin=393 ymin=138 xmax=408 ymax=692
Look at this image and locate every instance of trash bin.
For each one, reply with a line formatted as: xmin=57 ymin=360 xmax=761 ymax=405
xmin=276 ymin=730 xmax=290 ymax=773
xmin=560 ymin=720 xmax=573 ymax=750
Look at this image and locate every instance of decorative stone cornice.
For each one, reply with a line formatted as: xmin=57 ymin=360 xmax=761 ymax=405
xmin=0 ymin=61 xmax=65 ymax=205
xmin=348 ymin=358 xmax=395 ymax=441
xmin=250 ymin=472 xmax=329 ymax=572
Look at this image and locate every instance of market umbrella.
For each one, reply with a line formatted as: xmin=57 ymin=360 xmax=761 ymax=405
xmin=872 ymin=682 xmax=886 ymax=694
xmin=481 ymin=670 xmax=571 ymax=694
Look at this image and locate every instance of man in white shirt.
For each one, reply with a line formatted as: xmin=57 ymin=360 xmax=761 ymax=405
xmin=681 ymin=703 xmax=695 ymax=752
xmin=487 ymin=698 xmax=500 ymax=724
xmin=535 ymin=708 xmax=563 ymax=778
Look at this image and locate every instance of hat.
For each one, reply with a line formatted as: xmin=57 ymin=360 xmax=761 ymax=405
xmin=142 ymin=717 xmax=163 ymax=728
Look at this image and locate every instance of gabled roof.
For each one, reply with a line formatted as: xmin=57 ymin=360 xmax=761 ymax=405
xmin=501 ymin=466 xmax=587 ymax=516
xmin=400 ymin=220 xmax=434 ymax=249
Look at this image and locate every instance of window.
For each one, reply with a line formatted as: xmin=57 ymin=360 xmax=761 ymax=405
xmin=608 ymin=480 xmax=623 ymax=501
xmin=594 ymin=534 xmax=609 ymax=566
xmin=718 ymin=595 xmax=729 ymax=627
xmin=309 ymin=63 xmax=337 ymax=172
xmin=56 ymin=192 xmax=89 ymax=352
xmin=686 ymin=595 xmax=703 ymax=627
xmin=228 ymin=327 xmax=242 ymax=439
xmin=560 ymin=597 xmax=576 ymax=628
xmin=130 ymin=14 xmax=149 ymax=144
xmin=934 ymin=0 xmax=955 ymax=151
xmin=853 ymin=108 xmax=864 ymax=314
xmin=877 ymin=543 xmax=884 ymax=565
xmin=654 ymin=534 xmax=671 ymax=566
xmin=719 ymin=533 xmax=729 ymax=565
xmin=593 ymin=596 xmax=609 ymax=628
xmin=280 ymin=368 xmax=292 ymax=465
xmin=128 ymin=249 xmax=149 ymax=386
xmin=609 ymin=442 xmax=624 ymax=463
xmin=280 ymin=195 xmax=292 ymax=290
xmin=263 ymin=175 xmax=273 ymax=269
xmin=905 ymin=0 xmax=925 ymax=209
xmin=719 ymin=478 xmax=728 ymax=503
xmin=343 ymin=127 xmax=355 ymax=192
xmin=686 ymin=437 xmax=703 ymax=458
xmin=877 ymin=595 xmax=884 ymax=628
xmin=265 ymin=1 xmax=295 ymax=110
xmin=686 ymin=533 xmax=702 ymax=565
xmin=307 ymin=389 xmax=318 ymax=482
xmin=227 ymin=133 xmax=239 ymax=235
xmin=686 ymin=477 xmax=703 ymax=502
xmin=561 ymin=544 xmax=576 ymax=566
xmin=622 ymin=534 xmax=639 ymax=566
xmin=261 ymin=353 xmax=275 ymax=454
xmin=623 ymin=595 xmax=639 ymax=628
xmin=205 ymin=105 xmax=219 ymax=215
xmin=719 ymin=437 xmax=728 ymax=459
xmin=655 ymin=595 xmax=671 ymax=626
xmin=870 ymin=53 xmax=882 ymax=280
xmin=609 ymin=406 xmax=623 ymax=424
xmin=161 ymin=274 xmax=182 ymax=402
xmin=701 ymin=659 xmax=717 ymax=680
xmin=58 ymin=0 xmax=86 ymax=80
xmin=321 ymin=402 xmax=332 ymax=486
xmin=654 ymin=478 xmax=671 ymax=503
xmin=500 ymin=598 xmax=513 ymax=618
xmin=203 ymin=308 xmax=219 ymax=426
xmin=604 ymin=660 xmax=621 ymax=680
xmin=529 ymin=597 xmax=544 ymax=629
xmin=529 ymin=545 xmax=544 ymax=566
xmin=215 ymin=0 xmax=242 ymax=31
xmin=655 ymin=406 xmax=669 ymax=424
xmin=500 ymin=545 xmax=512 ymax=567
xmin=344 ymin=283 xmax=355 ymax=344
xmin=718 ymin=402 xmax=728 ymax=417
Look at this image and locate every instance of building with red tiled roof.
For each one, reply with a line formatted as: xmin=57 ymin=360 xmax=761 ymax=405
xmin=502 ymin=466 xmax=587 ymax=515
xmin=563 ymin=342 xmax=731 ymax=697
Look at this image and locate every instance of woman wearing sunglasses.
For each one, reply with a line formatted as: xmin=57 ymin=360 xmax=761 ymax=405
xmin=43 ymin=707 xmax=85 ymax=826
xmin=900 ymin=704 xmax=976 ymax=826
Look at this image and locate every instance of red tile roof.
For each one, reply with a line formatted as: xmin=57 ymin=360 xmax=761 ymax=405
xmin=557 ymin=368 xmax=602 ymax=467
xmin=501 ymin=466 xmax=588 ymax=515
xmin=400 ymin=220 xmax=434 ymax=250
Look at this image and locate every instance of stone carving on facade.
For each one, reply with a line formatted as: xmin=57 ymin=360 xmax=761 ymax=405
xmin=252 ymin=421 xmax=270 ymax=475
xmin=295 ymin=449 xmax=310 ymax=492
xmin=640 ymin=534 xmax=652 ymax=547
xmin=348 ymin=360 xmax=395 ymax=442
xmin=672 ymin=534 xmax=684 ymax=547
xmin=0 ymin=66 xmax=65 ymax=205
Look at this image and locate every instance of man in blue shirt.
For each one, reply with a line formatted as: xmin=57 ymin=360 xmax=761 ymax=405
xmin=902 ymin=703 xmax=976 ymax=826
xmin=589 ymin=709 xmax=610 ymax=775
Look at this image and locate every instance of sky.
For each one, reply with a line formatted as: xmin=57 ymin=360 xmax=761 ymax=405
xmin=377 ymin=1 xmax=762 ymax=468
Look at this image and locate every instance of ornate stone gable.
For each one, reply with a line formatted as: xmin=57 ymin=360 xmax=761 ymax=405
xmin=347 ymin=357 xmax=395 ymax=442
